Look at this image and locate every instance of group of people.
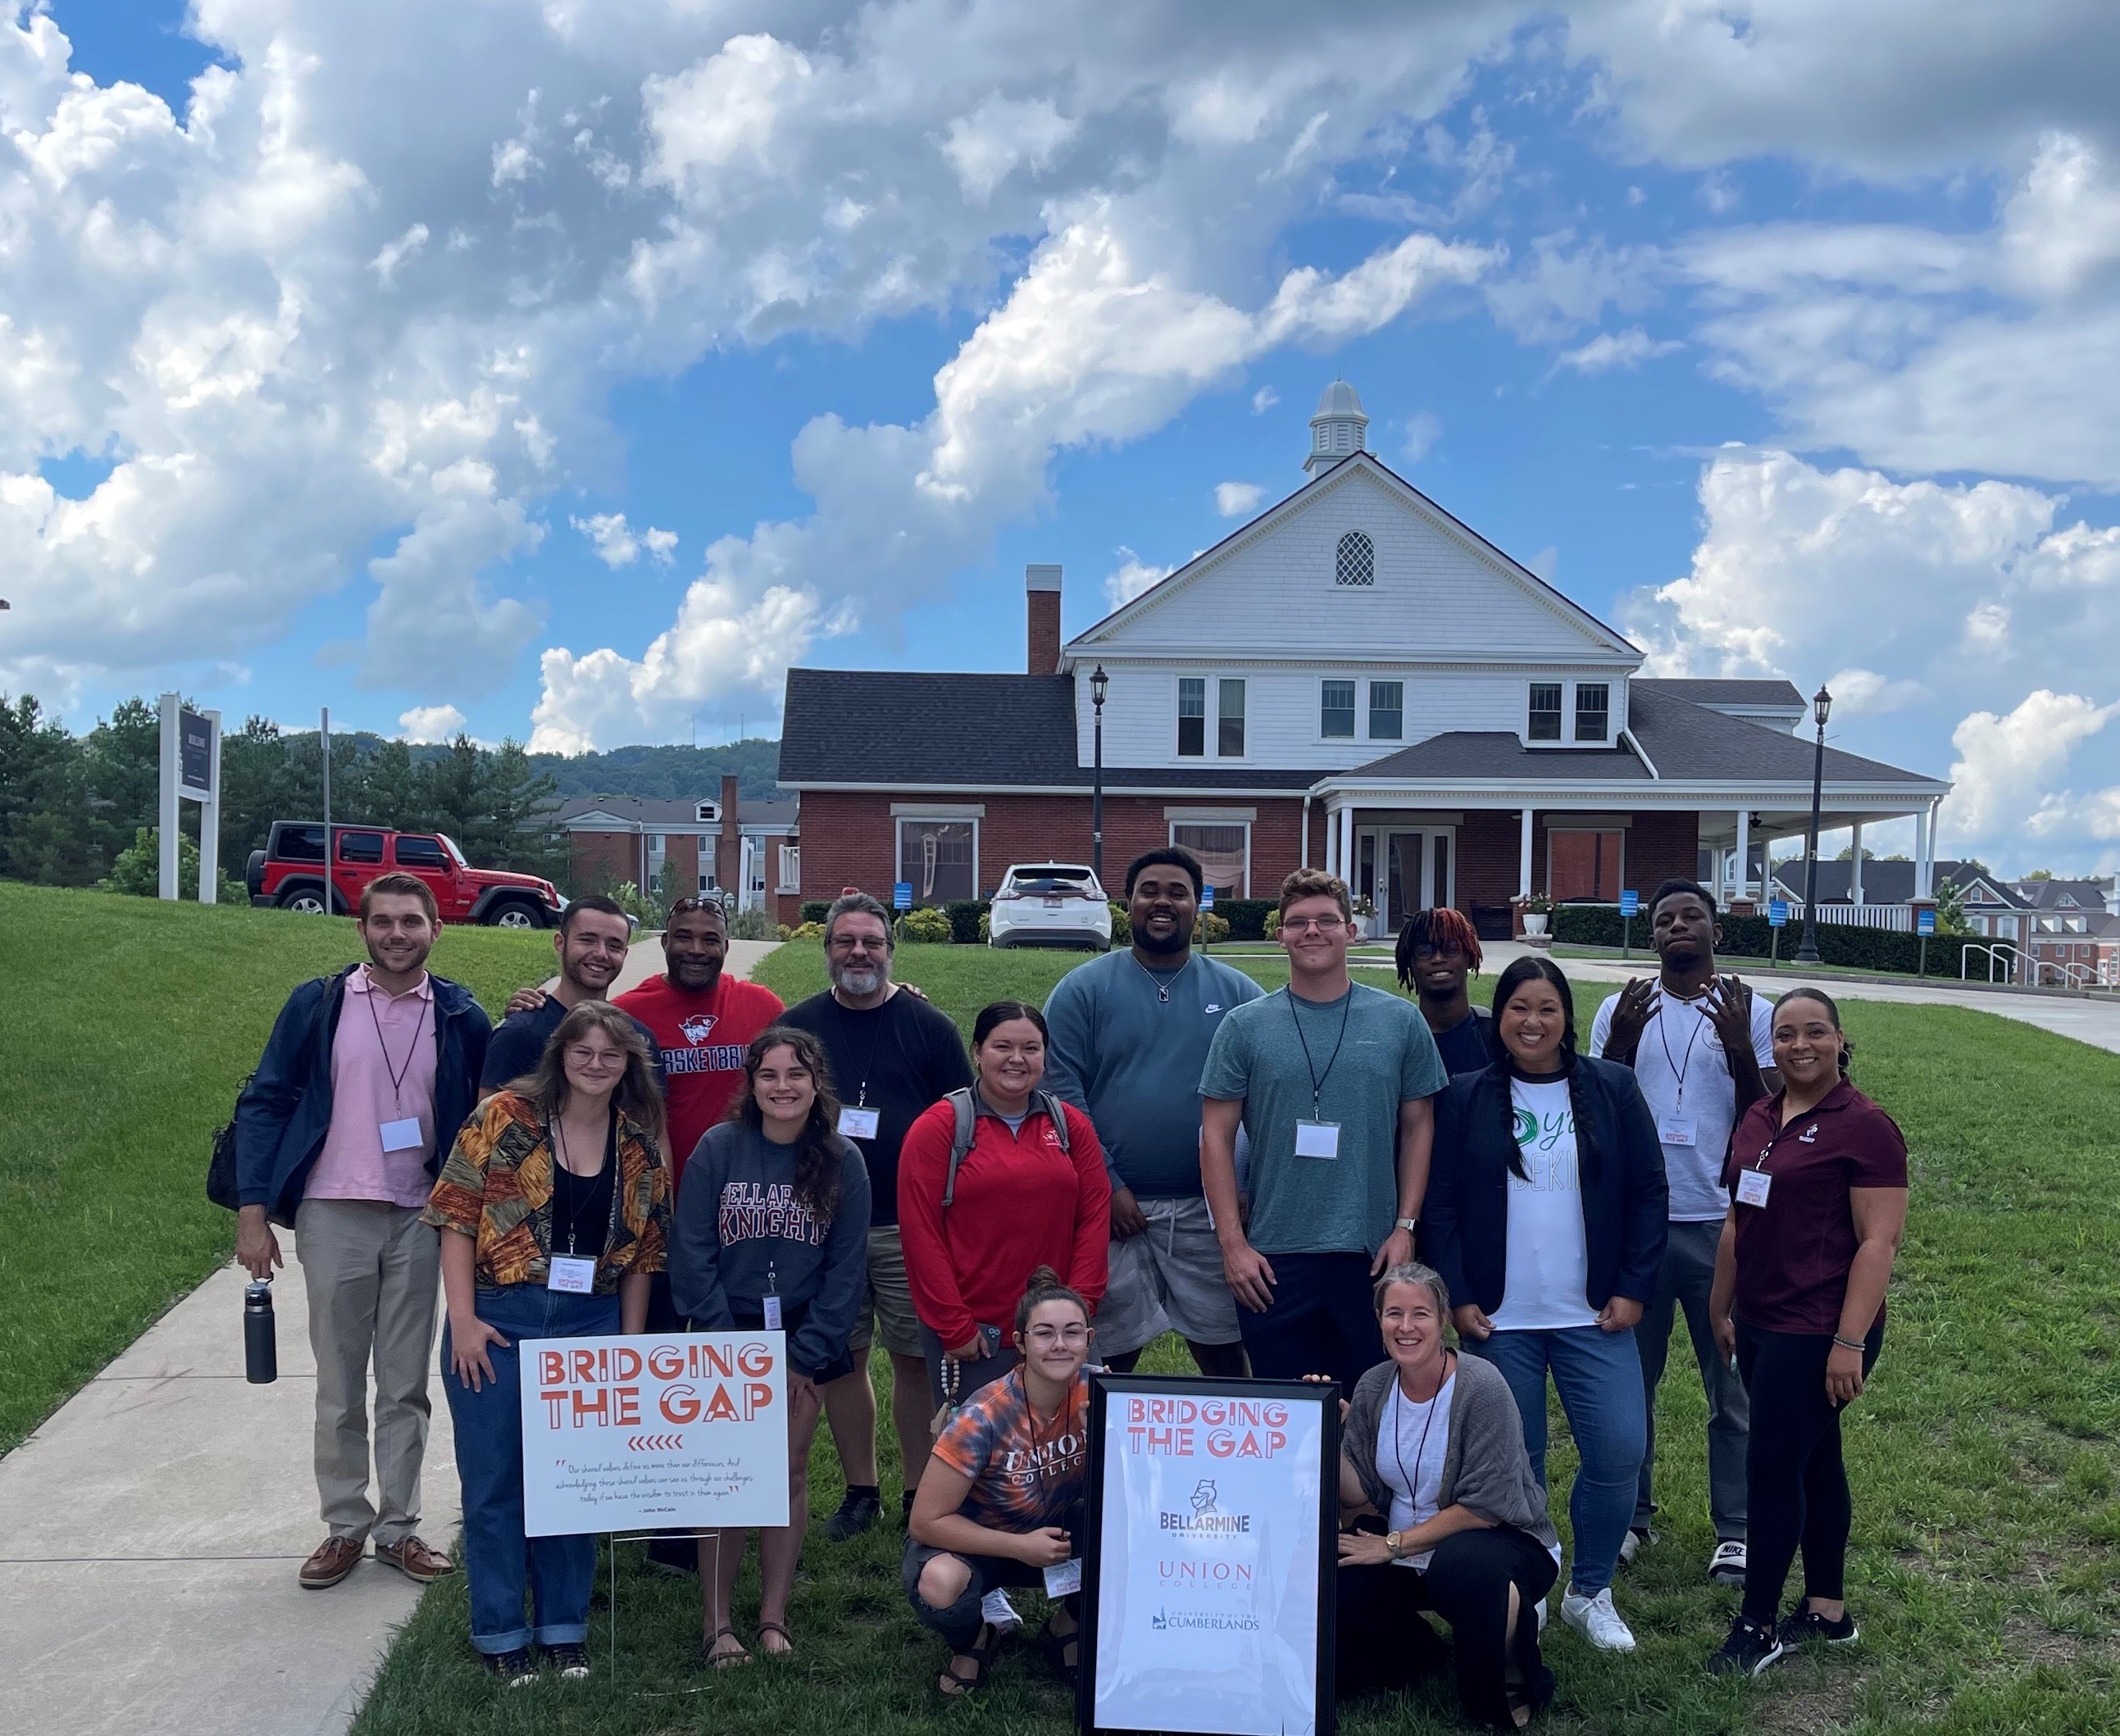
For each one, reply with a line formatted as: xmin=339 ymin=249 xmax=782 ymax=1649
xmin=232 ymin=850 xmax=1907 ymax=1718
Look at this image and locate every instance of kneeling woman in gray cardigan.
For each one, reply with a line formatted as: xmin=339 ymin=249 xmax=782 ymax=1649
xmin=1336 ymin=1262 xmax=1560 ymax=1729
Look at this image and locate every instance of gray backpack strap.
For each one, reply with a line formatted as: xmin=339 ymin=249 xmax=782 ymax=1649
xmin=1039 ymin=1091 xmax=1071 ymax=1153
xmin=942 ymin=1088 xmax=976 ymax=1207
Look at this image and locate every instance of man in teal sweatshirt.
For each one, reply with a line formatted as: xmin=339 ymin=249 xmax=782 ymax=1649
xmin=1043 ymin=848 xmax=1260 ymax=1375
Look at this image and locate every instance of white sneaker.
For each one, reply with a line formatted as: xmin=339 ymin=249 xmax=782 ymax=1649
xmin=1534 ymin=1595 xmax=1547 ymax=1633
xmin=980 ymin=1588 xmax=1023 ymax=1632
xmin=1708 ymin=1539 xmax=1748 ymax=1584
xmin=1617 ymin=1525 xmax=1654 ymax=1566
xmin=1561 ymin=1587 xmax=1637 ymax=1652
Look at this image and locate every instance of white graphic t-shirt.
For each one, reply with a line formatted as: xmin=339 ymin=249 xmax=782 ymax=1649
xmin=1490 ymin=1079 xmax=1597 ymax=1333
xmin=1590 ymin=985 xmax=1775 ymax=1221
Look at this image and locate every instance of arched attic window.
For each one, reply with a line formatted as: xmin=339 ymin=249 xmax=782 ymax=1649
xmin=1334 ymin=529 xmax=1375 ymax=587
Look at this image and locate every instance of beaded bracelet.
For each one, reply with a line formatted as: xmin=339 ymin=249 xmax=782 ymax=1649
xmin=1831 ymin=1334 xmax=1865 ymax=1352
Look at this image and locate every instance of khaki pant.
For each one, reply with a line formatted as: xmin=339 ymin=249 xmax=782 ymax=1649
xmin=294 ymin=1198 xmax=440 ymax=1546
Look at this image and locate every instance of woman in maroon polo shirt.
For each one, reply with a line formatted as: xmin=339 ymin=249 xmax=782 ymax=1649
xmin=1705 ymin=987 xmax=1908 ymax=1679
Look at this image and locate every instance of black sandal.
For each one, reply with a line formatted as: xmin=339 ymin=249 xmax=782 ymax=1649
xmin=701 ymin=1626 xmax=749 ymax=1670
xmin=1038 ymin=1603 xmax=1080 ymax=1682
xmin=755 ymin=1620 xmax=795 ymax=1658
xmin=938 ymin=1621 xmax=1001 ymax=1697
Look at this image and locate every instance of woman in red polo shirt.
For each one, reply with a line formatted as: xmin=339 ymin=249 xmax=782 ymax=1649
xmin=1706 ymin=987 xmax=1908 ymax=1679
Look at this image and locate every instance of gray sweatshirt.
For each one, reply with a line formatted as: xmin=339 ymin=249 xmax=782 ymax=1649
xmin=669 ymin=1121 xmax=871 ymax=1379
xmin=1341 ymin=1353 xmax=1559 ymax=1554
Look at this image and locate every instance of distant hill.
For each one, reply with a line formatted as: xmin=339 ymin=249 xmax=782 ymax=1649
xmin=528 ymin=738 xmax=782 ymax=801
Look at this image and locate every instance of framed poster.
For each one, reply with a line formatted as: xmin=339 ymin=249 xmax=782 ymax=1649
xmin=1078 ymin=1374 xmax=1338 ymax=1736
xmin=519 ymin=1331 xmax=789 ymax=1537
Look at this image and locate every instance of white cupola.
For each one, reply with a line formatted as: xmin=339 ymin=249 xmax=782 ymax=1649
xmin=1303 ymin=379 xmax=1368 ymax=473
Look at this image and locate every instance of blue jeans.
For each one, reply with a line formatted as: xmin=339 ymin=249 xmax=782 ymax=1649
xmin=1463 ymin=1325 xmax=1646 ymax=1596
xmin=442 ymin=1284 xmax=621 ymax=1654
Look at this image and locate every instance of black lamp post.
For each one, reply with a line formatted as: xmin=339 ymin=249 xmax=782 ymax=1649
xmin=1090 ymin=664 xmax=1108 ymax=882
xmin=1795 ymin=683 xmax=1832 ymax=965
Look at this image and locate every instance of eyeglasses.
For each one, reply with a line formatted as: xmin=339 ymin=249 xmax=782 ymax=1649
xmin=1281 ymin=916 xmax=1347 ymax=934
xmin=1025 ymin=1324 xmax=1090 ymax=1347
xmin=564 ymin=1046 xmax=626 ymax=1069
xmin=826 ymin=934 xmax=890 ymax=953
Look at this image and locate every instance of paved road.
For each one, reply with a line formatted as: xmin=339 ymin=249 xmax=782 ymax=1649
xmin=0 ymin=938 xmax=781 ymax=1736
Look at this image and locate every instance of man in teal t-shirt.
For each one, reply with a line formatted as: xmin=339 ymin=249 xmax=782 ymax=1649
xmin=1201 ymin=869 xmax=1445 ymax=1389
xmin=1044 ymin=848 xmax=1261 ymax=1376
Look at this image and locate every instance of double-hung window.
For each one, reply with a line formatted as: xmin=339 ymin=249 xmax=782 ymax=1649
xmin=1217 ymin=679 xmax=1247 ymax=757
xmin=1177 ymin=677 xmax=1206 ymax=757
xmin=1320 ymin=679 xmax=1356 ymax=738
xmin=1368 ymin=679 xmax=1403 ymax=740
xmin=1528 ymin=683 xmax=1563 ymax=742
xmin=1574 ymin=683 xmax=1610 ymax=743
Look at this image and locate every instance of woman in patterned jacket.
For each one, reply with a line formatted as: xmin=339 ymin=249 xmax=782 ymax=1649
xmin=422 ymin=1002 xmax=670 ymax=1686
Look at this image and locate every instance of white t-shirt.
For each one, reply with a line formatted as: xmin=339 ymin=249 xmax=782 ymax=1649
xmin=1376 ymin=1368 xmax=1455 ymax=1570
xmin=1590 ymin=984 xmax=1775 ymax=1222
xmin=1490 ymin=1079 xmax=1597 ymax=1333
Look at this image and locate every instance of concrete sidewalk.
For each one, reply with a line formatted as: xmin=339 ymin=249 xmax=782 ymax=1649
xmin=0 ymin=938 xmax=785 ymax=1736
xmin=0 ymin=1258 xmax=460 ymax=1736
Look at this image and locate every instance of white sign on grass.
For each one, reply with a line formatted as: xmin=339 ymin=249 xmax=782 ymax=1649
xmin=520 ymin=1331 xmax=789 ymax=1537
xmin=1091 ymin=1384 xmax=1330 ymax=1736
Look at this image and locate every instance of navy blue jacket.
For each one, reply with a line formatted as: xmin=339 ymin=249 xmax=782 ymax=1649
xmin=235 ymin=966 xmax=493 ymax=1223
xmin=1422 ymin=1056 xmax=1668 ymax=1318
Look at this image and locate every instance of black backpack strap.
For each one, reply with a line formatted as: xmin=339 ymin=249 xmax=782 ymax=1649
xmin=1038 ymin=1091 xmax=1071 ymax=1153
xmin=942 ymin=1088 xmax=976 ymax=1207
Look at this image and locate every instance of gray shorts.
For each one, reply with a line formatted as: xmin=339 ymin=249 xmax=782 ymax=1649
xmin=851 ymin=1224 xmax=923 ymax=1361
xmin=1098 ymin=1195 xmax=1240 ymax=1357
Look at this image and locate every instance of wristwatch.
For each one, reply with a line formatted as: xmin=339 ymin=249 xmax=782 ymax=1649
xmin=1394 ymin=1216 xmax=1419 ymax=1234
xmin=1385 ymin=1529 xmax=1406 ymax=1558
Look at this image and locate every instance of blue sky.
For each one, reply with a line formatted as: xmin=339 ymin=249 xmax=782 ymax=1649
xmin=10 ymin=2 xmax=2120 ymax=870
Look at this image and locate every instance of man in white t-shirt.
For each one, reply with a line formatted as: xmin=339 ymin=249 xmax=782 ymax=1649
xmin=1590 ymin=879 xmax=1775 ymax=1588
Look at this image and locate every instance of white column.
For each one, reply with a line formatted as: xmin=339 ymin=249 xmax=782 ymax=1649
xmin=1734 ymin=807 xmax=1751 ymax=906
xmin=1849 ymin=823 xmax=1864 ymax=905
xmin=1322 ymin=802 xmax=1335 ymax=877
xmin=1518 ymin=807 xmax=1534 ymax=898
xmin=1301 ymin=796 xmax=1312 ymax=870
xmin=197 ymin=710 xmax=222 ymax=904
xmin=1339 ymin=804 xmax=1356 ymax=886
xmin=1913 ymin=805 xmax=1931 ymax=900
xmin=157 ymin=693 xmax=180 ymax=901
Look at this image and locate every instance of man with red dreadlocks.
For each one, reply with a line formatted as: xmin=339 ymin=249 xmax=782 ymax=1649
xmin=1395 ymin=907 xmax=1494 ymax=1078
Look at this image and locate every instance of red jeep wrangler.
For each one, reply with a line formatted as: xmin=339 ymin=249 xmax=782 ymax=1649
xmin=246 ymin=822 xmax=564 ymax=928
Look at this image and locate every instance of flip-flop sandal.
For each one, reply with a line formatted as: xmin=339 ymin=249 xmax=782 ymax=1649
xmin=701 ymin=1626 xmax=749 ymax=1670
xmin=938 ymin=1621 xmax=1001 ymax=1697
xmin=1037 ymin=1606 xmax=1080 ymax=1681
xmin=755 ymin=1620 xmax=795 ymax=1658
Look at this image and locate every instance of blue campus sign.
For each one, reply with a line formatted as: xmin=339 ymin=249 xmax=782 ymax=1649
xmin=893 ymin=882 xmax=913 ymax=911
xmin=1916 ymin=907 xmax=1936 ymax=937
xmin=1199 ymin=885 xmax=1216 ymax=911
xmin=1768 ymin=900 xmax=1790 ymax=928
xmin=1618 ymin=889 xmax=1640 ymax=917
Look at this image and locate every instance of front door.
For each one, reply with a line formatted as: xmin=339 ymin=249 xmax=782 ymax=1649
xmin=1363 ymin=826 xmax=1455 ymax=929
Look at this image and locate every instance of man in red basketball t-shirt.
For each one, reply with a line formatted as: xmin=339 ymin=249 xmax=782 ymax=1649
xmin=616 ymin=898 xmax=784 ymax=1191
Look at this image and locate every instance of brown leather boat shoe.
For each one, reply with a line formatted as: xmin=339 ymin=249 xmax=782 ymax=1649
xmin=298 ymin=1534 xmax=365 ymax=1589
xmin=374 ymin=1534 xmax=455 ymax=1584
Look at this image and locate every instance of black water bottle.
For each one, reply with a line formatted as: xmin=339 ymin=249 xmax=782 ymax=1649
xmin=244 ymin=1280 xmax=278 ymax=1384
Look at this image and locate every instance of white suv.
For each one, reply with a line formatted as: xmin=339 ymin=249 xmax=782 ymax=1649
xmin=988 ymin=863 xmax=1112 ymax=952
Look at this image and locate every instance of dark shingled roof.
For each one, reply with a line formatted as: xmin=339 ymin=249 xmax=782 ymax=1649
xmin=1347 ymin=734 xmax=1652 ymax=781
xmin=1624 ymin=684 xmax=1937 ymax=784
xmin=1767 ymin=860 xmax=2023 ymax=907
xmin=1634 ymin=678 xmax=1805 ymax=708
xmin=776 ymin=669 xmax=1322 ymax=789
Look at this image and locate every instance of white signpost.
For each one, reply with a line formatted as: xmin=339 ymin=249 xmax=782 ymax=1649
xmin=1082 ymin=1375 xmax=1338 ymax=1736
xmin=520 ymin=1330 xmax=790 ymax=1537
xmin=157 ymin=693 xmax=221 ymax=902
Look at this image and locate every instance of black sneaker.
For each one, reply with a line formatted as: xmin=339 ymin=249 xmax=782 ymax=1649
xmin=545 ymin=1643 xmax=591 ymax=1680
xmin=825 ymin=1488 xmax=882 ymax=1542
xmin=1779 ymin=1606 xmax=1858 ymax=1647
xmin=644 ymin=1535 xmax=697 ymax=1578
xmin=1706 ymin=1616 xmax=1785 ymax=1678
xmin=483 ymin=1647 xmax=536 ymax=1688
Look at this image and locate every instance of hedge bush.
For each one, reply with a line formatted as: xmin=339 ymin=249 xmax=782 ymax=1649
xmin=944 ymin=899 xmax=990 ymax=945
xmin=895 ymin=907 xmax=953 ymax=944
xmin=1551 ymin=904 xmax=1983 ymax=977
xmin=786 ymin=920 xmax=826 ymax=942
xmin=1212 ymin=898 xmax=1274 ymax=942
xmin=1195 ymin=912 xmax=1231 ymax=945
xmin=1108 ymin=902 xmax=1131 ymax=947
xmin=799 ymin=900 xmax=830 ymax=925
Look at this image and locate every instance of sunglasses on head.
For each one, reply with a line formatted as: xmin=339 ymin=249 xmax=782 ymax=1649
xmin=664 ymin=897 xmax=726 ymax=924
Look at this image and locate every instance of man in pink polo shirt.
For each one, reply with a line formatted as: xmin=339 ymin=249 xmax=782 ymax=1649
xmin=236 ymin=873 xmax=491 ymax=1591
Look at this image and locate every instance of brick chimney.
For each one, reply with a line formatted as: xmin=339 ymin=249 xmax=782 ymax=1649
xmin=1026 ymin=564 xmax=1062 ymax=675
xmin=719 ymin=774 xmax=739 ymax=893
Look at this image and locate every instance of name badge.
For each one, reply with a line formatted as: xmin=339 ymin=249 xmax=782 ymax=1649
xmin=547 ymin=1255 xmax=596 ymax=1293
xmin=1735 ymin=1170 xmax=1772 ymax=1208
xmin=762 ymin=1293 xmax=784 ymax=1331
xmin=380 ymin=1116 xmax=424 ymax=1152
xmin=1294 ymin=1120 xmax=1341 ymax=1161
xmin=837 ymin=1105 xmax=881 ymax=1140
xmin=1044 ymin=1557 xmax=1084 ymax=1597
xmin=1658 ymin=1116 xmax=1697 ymax=1147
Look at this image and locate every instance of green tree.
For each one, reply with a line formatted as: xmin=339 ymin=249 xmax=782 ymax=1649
xmin=0 ymin=694 xmax=101 ymax=885
xmin=81 ymin=698 xmax=163 ymax=864
xmin=471 ymin=739 xmax=563 ymax=875
xmin=98 ymin=825 xmax=245 ymax=903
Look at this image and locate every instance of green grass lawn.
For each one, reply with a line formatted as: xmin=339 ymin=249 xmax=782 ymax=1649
xmin=0 ymin=880 xmax=551 ymax=1452
xmin=350 ymin=940 xmax=2120 ymax=1735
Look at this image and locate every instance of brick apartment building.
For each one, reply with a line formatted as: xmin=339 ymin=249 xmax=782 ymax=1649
xmin=554 ymin=775 xmax=801 ymax=925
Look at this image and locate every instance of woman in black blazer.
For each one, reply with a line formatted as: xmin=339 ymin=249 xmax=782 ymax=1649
xmin=1422 ymin=957 xmax=1667 ymax=1656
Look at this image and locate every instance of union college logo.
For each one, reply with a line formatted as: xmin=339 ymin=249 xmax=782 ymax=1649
xmin=679 ymin=1013 xmax=718 ymax=1043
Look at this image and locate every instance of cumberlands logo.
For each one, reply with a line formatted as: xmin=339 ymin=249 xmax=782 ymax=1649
xmin=1150 ymin=1607 xmax=1260 ymax=1633
xmin=679 ymin=1014 xmax=718 ymax=1043
xmin=1160 ymin=1479 xmax=1251 ymax=1535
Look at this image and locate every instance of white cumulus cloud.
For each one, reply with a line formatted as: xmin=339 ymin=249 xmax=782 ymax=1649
xmin=399 ymin=702 xmax=469 ymax=743
xmin=1215 ymin=481 xmax=1262 ymax=518
xmin=1554 ymin=327 xmax=1681 ymax=374
xmin=1103 ymin=548 xmax=1174 ymax=608
xmin=572 ymin=512 xmax=676 ymax=568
